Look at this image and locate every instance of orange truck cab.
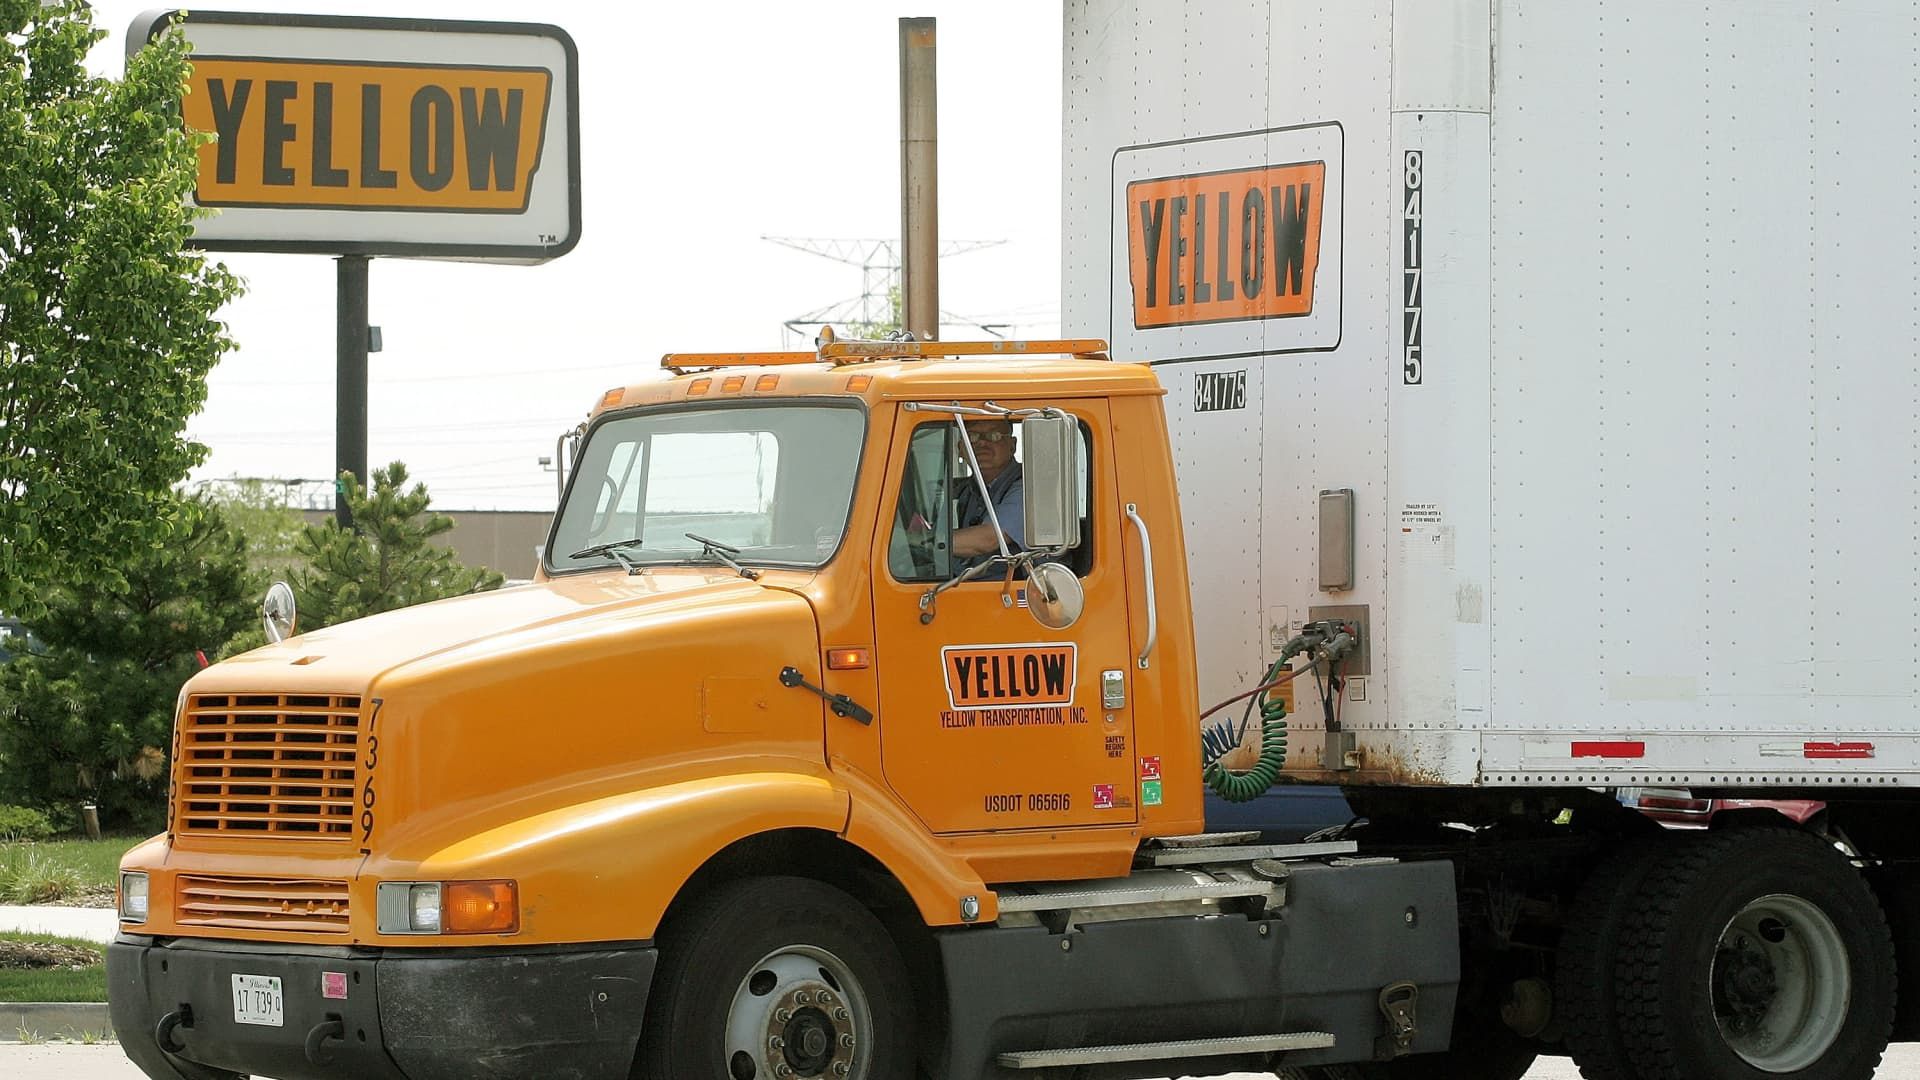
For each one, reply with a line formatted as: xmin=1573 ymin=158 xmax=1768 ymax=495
xmin=109 ymin=338 xmax=1458 ymax=1080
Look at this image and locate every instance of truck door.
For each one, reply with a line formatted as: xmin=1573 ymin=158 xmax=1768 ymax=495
xmin=867 ymin=399 xmax=1139 ymax=833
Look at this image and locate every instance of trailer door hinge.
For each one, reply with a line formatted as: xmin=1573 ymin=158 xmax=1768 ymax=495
xmin=1375 ymin=981 xmax=1418 ymax=1058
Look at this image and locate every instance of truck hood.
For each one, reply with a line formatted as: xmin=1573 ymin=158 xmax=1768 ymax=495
xmin=198 ymin=569 xmax=788 ymax=693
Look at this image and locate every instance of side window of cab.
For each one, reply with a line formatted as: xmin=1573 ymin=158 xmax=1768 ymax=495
xmin=886 ymin=417 xmax=1094 ymax=584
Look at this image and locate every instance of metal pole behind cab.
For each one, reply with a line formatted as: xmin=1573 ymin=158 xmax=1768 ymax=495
xmin=899 ymin=17 xmax=938 ymax=341
xmin=336 ymin=255 xmax=370 ymax=525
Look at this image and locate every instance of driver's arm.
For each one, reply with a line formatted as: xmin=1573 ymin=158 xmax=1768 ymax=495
xmin=951 ymin=485 xmax=1024 ymax=557
xmin=951 ymin=523 xmax=999 ymax=557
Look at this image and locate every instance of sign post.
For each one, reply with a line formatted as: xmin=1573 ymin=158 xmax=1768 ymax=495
xmin=129 ymin=11 xmax=581 ymax=522
xmin=335 ymin=256 xmax=368 ymax=523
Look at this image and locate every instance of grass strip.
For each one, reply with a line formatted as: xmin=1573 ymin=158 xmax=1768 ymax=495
xmin=0 ymin=931 xmax=107 ymax=1003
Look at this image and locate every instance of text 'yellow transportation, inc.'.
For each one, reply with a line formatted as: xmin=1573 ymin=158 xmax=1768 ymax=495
xmin=184 ymin=59 xmax=552 ymax=213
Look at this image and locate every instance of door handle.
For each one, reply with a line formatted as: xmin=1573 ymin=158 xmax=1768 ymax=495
xmin=779 ymin=667 xmax=874 ymax=725
xmin=1125 ymin=503 xmax=1157 ymax=669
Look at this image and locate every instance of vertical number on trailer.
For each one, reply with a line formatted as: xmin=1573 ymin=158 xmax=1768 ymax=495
xmin=1402 ymin=150 xmax=1424 ymax=385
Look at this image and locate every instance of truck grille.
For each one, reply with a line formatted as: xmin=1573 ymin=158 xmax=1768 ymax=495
xmin=175 ymin=875 xmax=351 ymax=935
xmin=176 ymin=694 xmax=361 ymax=839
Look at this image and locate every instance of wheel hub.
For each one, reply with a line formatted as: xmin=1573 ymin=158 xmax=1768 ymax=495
xmin=726 ymin=946 xmax=867 ymax=1080
xmin=1714 ymin=934 xmax=1780 ymax=1033
xmin=769 ymin=991 xmax=852 ymax=1077
xmin=1708 ymin=893 xmax=1851 ymax=1073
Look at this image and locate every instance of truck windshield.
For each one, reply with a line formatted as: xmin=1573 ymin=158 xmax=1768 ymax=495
xmin=548 ymin=402 xmax=865 ymax=573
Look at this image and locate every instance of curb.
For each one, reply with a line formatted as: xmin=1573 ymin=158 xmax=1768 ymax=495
xmin=0 ymin=1002 xmax=115 ymax=1041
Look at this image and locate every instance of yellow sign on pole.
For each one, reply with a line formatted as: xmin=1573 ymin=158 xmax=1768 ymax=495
xmin=131 ymin=11 xmax=579 ymax=262
xmin=184 ymin=60 xmax=553 ymax=213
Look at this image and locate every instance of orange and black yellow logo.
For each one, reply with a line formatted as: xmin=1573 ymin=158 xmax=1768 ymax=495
xmin=942 ymin=644 xmax=1077 ymax=710
xmin=1126 ymin=161 xmax=1325 ymax=329
xmin=183 ymin=58 xmax=552 ymax=212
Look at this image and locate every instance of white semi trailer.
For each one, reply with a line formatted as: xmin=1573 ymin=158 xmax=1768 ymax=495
xmin=1064 ymin=3 xmax=1920 ymax=1079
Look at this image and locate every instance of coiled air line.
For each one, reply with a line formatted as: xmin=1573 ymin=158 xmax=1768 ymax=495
xmin=1198 ymin=620 xmax=1361 ymax=803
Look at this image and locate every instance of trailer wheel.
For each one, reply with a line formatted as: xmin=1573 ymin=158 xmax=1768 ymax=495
xmin=637 ymin=875 xmax=917 ymax=1080
xmin=1615 ymin=828 xmax=1894 ymax=1080
xmin=1557 ymin=835 xmax=1670 ymax=1080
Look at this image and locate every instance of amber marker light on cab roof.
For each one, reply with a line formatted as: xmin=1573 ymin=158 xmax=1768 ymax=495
xmin=827 ymin=648 xmax=870 ymax=670
xmin=755 ymin=374 xmax=780 ymax=391
xmin=846 ymin=374 xmax=873 ymax=392
xmin=444 ymin=880 xmax=519 ymax=934
xmin=721 ymin=375 xmax=747 ymax=393
xmin=597 ymin=387 xmax=624 ymax=410
xmin=688 ymin=377 xmax=712 ymax=395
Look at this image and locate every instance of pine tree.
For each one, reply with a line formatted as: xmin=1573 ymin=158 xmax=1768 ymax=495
xmin=291 ymin=463 xmax=504 ymax=630
xmin=0 ymin=494 xmax=257 ymax=830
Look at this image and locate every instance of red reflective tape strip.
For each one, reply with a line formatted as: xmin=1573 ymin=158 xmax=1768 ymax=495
xmin=1571 ymin=741 xmax=1646 ymax=759
xmin=1803 ymin=741 xmax=1874 ymax=759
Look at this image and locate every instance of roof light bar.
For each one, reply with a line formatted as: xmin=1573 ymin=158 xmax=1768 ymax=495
xmin=660 ymin=336 xmax=1113 ymax=374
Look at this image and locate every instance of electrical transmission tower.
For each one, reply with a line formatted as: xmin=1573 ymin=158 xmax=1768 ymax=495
xmin=763 ymin=236 xmax=1009 ymax=345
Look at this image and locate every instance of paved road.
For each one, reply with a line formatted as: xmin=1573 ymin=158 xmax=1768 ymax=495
xmin=6 ymin=1043 xmax=1920 ymax=1079
xmin=0 ymin=904 xmax=117 ymax=943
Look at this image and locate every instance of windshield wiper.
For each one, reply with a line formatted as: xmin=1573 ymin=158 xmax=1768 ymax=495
xmin=569 ymin=536 xmax=645 ymax=574
xmin=683 ymin=533 xmax=760 ymax=580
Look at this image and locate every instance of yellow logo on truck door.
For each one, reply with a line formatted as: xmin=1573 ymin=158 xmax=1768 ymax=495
xmin=183 ymin=59 xmax=552 ymax=212
xmin=942 ymin=643 xmax=1077 ymax=710
xmin=1126 ymin=161 xmax=1326 ymax=329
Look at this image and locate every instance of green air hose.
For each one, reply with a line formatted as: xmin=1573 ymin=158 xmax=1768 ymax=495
xmin=1202 ymin=658 xmax=1291 ymax=803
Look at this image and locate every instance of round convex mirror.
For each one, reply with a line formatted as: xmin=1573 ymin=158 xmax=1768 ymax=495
xmin=1026 ymin=562 xmax=1084 ymax=630
xmin=262 ymin=581 xmax=297 ymax=644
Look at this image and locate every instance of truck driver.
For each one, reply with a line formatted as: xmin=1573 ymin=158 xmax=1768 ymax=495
xmin=952 ymin=418 xmax=1024 ymax=562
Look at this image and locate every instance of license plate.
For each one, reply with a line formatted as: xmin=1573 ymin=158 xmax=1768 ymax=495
xmin=231 ymin=974 xmax=284 ymax=1028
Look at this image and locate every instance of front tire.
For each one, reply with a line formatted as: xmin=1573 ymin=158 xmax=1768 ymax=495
xmin=637 ymin=876 xmax=917 ymax=1080
xmin=1614 ymin=828 xmax=1894 ymax=1080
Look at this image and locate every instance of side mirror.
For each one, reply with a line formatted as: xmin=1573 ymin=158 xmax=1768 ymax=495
xmin=1026 ymin=562 xmax=1084 ymax=629
xmin=262 ymin=581 xmax=297 ymax=644
xmin=1021 ymin=414 xmax=1081 ymax=550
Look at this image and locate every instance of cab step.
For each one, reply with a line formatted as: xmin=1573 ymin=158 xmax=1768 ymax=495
xmin=996 ymin=1031 xmax=1337 ymax=1069
xmin=996 ymin=877 xmax=1276 ymax=912
xmin=1146 ymin=840 xmax=1357 ymax=867
xmin=1145 ymin=830 xmax=1263 ymax=848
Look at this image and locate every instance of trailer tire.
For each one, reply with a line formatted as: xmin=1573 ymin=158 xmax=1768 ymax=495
xmin=1614 ymin=828 xmax=1894 ymax=1080
xmin=1557 ymin=834 xmax=1671 ymax=1080
xmin=636 ymin=875 xmax=917 ymax=1080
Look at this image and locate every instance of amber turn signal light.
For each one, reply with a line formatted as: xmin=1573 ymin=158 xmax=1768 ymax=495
xmin=826 ymin=648 xmax=870 ymax=670
xmin=444 ymin=880 xmax=519 ymax=934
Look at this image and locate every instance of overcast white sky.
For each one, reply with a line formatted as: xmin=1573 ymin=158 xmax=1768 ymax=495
xmin=85 ymin=2 xmax=1063 ymax=511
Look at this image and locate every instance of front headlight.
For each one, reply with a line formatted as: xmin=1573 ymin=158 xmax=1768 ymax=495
xmin=378 ymin=881 xmax=442 ymax=934
xmin=377 ymin=880 xmax=517 ymax=935
xmin=119 ymin=872 xmax=149 ymax=923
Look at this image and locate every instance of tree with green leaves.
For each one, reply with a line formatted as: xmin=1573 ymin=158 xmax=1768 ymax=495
xmin=0 ymin=1 xmax=243 ymax=619
xmin=207 ymin=479 xmax=309 ymax=580
xmin=0 ymin=494 xmax=257 ymax=830
xmin=291 ymin=463 xmax=504 ymax=630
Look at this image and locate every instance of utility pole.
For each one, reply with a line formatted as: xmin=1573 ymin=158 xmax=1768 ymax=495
xmin=899 ymin=17 xmax=939 ymax=340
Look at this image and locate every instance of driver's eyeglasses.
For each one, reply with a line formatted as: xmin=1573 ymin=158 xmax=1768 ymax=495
xmin=968 ymin=429 xmax=1012 ymax=444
